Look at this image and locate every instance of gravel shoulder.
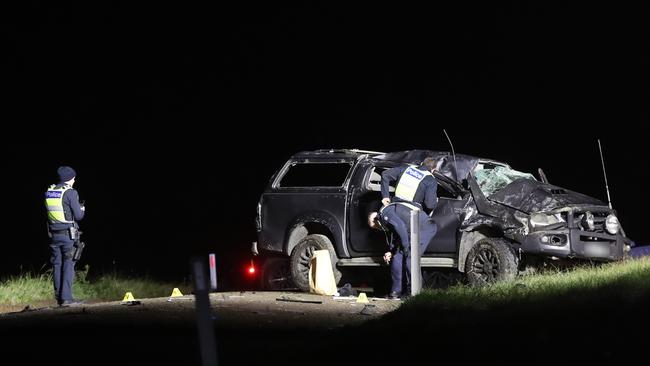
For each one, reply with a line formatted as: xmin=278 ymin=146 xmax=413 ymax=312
xmin=0 ymin=291 xmax=401 ymax=365
xmin=0 ymin=291 xmax=402 ymax=329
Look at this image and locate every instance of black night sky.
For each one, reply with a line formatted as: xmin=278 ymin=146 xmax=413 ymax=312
xmin=2 ymin=2 xmax=647 ymax=287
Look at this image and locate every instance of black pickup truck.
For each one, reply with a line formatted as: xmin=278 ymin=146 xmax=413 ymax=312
xmin=253 ymin=149 xmax=632 ymax=291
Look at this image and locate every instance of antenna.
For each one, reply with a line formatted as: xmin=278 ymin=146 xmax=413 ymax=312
xmin=443 ymin=129 xmax=459 ymax=180
xmin=598 ymin=139 xmax=613 ymax=209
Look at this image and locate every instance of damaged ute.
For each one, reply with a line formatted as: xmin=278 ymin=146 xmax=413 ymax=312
xmin=254 ymin=149 xmax=632 ymax=290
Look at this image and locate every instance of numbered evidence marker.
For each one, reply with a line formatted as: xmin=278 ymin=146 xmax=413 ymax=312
xmin=121 ymin=292 xmax=141 ymax=305
xmin=167 ymin=288 xmax=184 ymax=302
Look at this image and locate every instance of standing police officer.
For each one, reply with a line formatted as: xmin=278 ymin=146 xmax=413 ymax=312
xmin=379 ymin=157 xmax=439 ymax=299
xmin=45 ymin=166 xmax=85 ymax=307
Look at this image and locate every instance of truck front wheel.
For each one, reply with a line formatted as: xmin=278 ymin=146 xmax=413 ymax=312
xmin=465 ymin=238 xmax=518 ymax=286
xmin=290 ymin=234 xmax=342 ymax=292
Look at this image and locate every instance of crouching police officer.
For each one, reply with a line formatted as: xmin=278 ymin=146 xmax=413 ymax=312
xmin=379 ymin=157 xmax=439 ymax=299
xmin=45 ymin=166 xmax=85 ymax=307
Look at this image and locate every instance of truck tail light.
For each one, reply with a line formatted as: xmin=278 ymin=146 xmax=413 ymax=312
xmin=247 ymin=259 xmax=256 ymax=276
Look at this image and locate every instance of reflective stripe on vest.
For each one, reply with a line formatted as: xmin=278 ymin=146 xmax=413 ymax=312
xmin=394 ymin=166 xmax=432 ymax=202
xmin=45 ymin=184 xmax=74 ymax=224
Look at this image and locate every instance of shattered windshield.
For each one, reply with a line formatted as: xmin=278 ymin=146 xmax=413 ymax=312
xmin=475 ymin=166 xmax=536 ymax=196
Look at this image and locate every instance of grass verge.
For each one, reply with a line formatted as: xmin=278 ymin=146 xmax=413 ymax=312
xmin=0 ymin=265 xmax=189 ymax=312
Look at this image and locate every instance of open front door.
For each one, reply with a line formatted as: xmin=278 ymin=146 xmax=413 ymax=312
xmin=346 ymin=163 xmax=396 ymax=255
xmin=426 ymin=181 xmax=466 ymax=254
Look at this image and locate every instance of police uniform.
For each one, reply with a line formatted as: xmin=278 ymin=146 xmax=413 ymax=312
xmin=45 ymin=166 xmax=84 ymax=306
xmin=380 ymin=164 xmax=438 ymax=297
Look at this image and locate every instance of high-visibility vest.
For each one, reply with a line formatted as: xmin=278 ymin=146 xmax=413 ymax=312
xmin=45 ymin=184 xmax=74 ymax=224
xmin=395 ymin=165 xmax=432 ymax=202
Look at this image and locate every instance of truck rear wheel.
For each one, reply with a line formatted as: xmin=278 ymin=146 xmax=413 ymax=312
xmin=260 ymin=257 xmax=295 ymax=291
xmin=290 ymin=234 xmax=342 ymax=292
xmin=465 ymin=238 xmax=518 ymax=286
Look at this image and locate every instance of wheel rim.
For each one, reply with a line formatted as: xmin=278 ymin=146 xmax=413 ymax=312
xmin=471 ymin=247 xmax=500 ymax=283
xmin=297 ymin=243 xmax=317 ymax=277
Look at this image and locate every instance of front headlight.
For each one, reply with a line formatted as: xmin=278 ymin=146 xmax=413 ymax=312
xmin=605 ymin=214 xmax=620 ymax=235
xmin=529 ymin=213 xmax=565 ymax=229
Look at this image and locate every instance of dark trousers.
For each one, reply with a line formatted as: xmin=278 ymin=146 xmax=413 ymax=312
xmin=50 ymin=232 xmax=75 ymax=303
xmin=381 ymin=204 xmax=437 ymax=295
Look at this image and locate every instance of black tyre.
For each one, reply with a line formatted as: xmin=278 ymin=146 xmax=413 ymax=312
xmin=260 ymin=257 xmax=296 ymax=291
xmin=465 ymin=238 xmax=518 ymax=286
xmin=290 ymin=234 xmax=342 ymax=292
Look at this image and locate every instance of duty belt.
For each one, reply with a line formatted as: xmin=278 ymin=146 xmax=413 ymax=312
xmin=393 ymin=201 xmax=421 ymax=211
xmin=380 ymin=201 xmax=422 ymax=214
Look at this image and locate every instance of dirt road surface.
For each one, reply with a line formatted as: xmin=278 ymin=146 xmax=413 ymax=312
xmin=0 ymin=291 xmax=401 ymax=365
xmin=3 ymin=288 xmax=648 ymax=365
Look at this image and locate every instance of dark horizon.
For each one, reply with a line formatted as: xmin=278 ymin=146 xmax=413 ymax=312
xmin=3 ymin=2 xmax=647 ymax=284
